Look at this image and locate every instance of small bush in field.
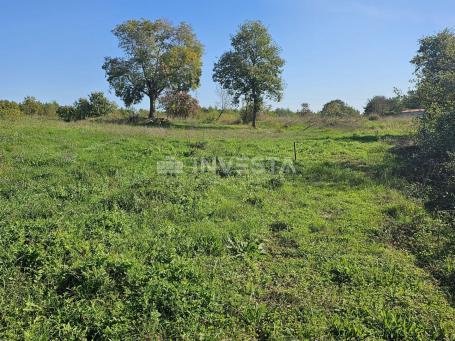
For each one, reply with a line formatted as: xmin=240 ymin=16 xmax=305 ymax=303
xmin=58 ymin=92 xmax=116 ymax=121
xmin=0 ymin=100 xmax=23 ymax=119
xmin=20 ymin=97 xmax=59 ymax=117
xmin=57 ymin=105 xmax=80 ymax=122
xmin=87 ymin=92 xmax=117 ymax=117
xmin=241 ymin=101 xmax=263 ymax=123
xmin=368 ymin=113 xmax=380 ymax=121
xmin=412 ymin=110 xmax=455 ymax=209
xmin=160 ymin=91 xmax=200 ymax=118
xmin=320 ymin=99 xmax=359 ymax=117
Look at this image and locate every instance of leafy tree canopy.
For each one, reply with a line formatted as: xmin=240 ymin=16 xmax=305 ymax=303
xmin=412 ymin=29 xmax=455 ymax=114
xmin=321 ymin=99 xmax=359 ymax=117
xmin=213 ymin=20 xmax=285 ymax=127
xmin=103 ymin=19 xmax=203 ymax=119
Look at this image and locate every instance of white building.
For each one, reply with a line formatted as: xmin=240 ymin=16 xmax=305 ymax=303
xmin=400 ymin=109 xmax=425 ymax=117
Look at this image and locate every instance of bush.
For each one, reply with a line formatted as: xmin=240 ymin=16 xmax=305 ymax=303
xmin=415 ymin=110 xmax=455 ymax=209
xmin=160 ymin=91 xmax=200 ymax=118
xmin=20 ymin=97 xmax=59 ymax=117
xmin=0 ymin=100 xmax=23 ymax=119
xmin=395 ymin=109 xmax=455 ymax=211
xmin=298 ymin=103 xmax=312 ymax=116
xmin=364 ymin=96 xmax=402 ymax=116
xmin=240 ymin=102 xmax=263 ymax=124
xmin=320 ymin=100 xmax=359 ymax=117
xmin=58 ymin=92 xmax=116 ymax=121
xmin=57 ymin=106 xmax=79 ymax=122
xmin=87 ymin=92 xmax=117 ymax=117
xmin=274 ymin=108 xmax=295 ymax=117
xmin=368 ymin=114 xmax=380 ymax=121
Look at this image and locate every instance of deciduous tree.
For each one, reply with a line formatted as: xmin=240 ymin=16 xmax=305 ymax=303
xmin=103 ymin=19 xmax=203 ymax=119
xmin=412 ymin=29 xmax=455 ymax=114
xmin=213 ymin=21 xmax=284 ymax=127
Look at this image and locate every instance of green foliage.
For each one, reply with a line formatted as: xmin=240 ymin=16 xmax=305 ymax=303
xmin=18 ymin=97 xmax=59 ymax=117
xmin=364 ymin=96 xmax=403 ymax=116
xmin=397 ymin=110 xmax=455 ymax=211
xmin=240 ymin=101 xmax=264 ymax=123
xmin=274 ymin=107 xmax=295 ymax=117
xmin=298 ymin=102 xmax=312 ymax=116
xmin=103 ymin=19 xmax=203 ymax=119
xmin=412 ymin=28 xmax=455 ymax=113
xmin=0 ymin=117 xmax=454 ymax=339
xmin=399 ymin=28 xmax=455 ymax=212
xmin=382 ymin=207 xmax=455 ymax=298
xmin=87 ymin=91 xmax=117 ymax=117
xmin=160 ymin=91 xmax=200 ymax=118
xmin=56 ymin=105 xmax=79 ymax=122
xmin=57 ymin=92 xmax=116 ymax=121
xmin=0 ymin=100 xmax=23 ymax=119
xmin=213 ymin=21 xmax=285 ymax=127
xmin=321 ymin=99 xmax=359 ymax=117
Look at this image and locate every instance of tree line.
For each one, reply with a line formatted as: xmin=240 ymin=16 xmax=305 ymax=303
xmin=1 ymin=19 xmax=454 ymax=133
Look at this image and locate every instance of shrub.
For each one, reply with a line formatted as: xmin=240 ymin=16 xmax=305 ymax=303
xmin=274 ymin=108 xmax=295 ymax=117
xmin=0 ymin=100 xmax=23 ymax=119
xmin=395 ymin=109 xmax=455 ymax=211
xmin=20 ymin=97 xmax=59 ymax=117
xmin=57 ymin=105 xmax=79 ymax=122
xmin=368 ymin=114 xmax=380 ymax=121
xmin=414 ymin=110 xmax=455 ymax=209
xmin=320 ymin=100 xmax=359 ymax=117
xmin=240 ymin=101 xmax=263 ymax=124
xmin=160 ymin=91 xmax=200 ymax=118
xmin=364 ymin=96 xmax=402 ymax=116
xmin=298 ymin=103 xmax=312 ymax=116
xmin=58 ymin=92 xmax=116 ymax=121
xmin=87 ymin=92 xmax=117 ymax=117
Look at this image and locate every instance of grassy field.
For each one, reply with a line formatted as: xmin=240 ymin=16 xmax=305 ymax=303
xmin=0 ymin=117 xmax=454 ymax=339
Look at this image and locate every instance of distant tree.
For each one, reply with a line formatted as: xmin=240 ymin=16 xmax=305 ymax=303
xmin=299 ymin=103 xmax=312 ymax=116
xmin=57 ymin=105 xmax=79 ymax=122
xmin=160 ymin=91 xmax=200 ymax=118
xmin=213 ymin=21 xmax=285 ymax=128
xmin=274 ymin=108 xmax=295 ymax=116
xmin=20 ymin=97 xmax=45 ymax=116
xmin=321 ymin=99 xmax=359 ymax=117
xmin=57 ymin=92 xmax=116 ymax=121
xmin=103 ymin=19 xmax=203 ymax=120
xmin=364 ymin=96 xmax=403 ymax=116
xmin=87 ymin=92 xmax=117 ymax=117
xmin=0 ymin=100 xmax=22 ymax=119
xmin=215 ymin=85 xmax=233 ymax=119
xmin=20 ymin=97 xmax=60 ymax=117
xmin=401 ymin=90 xmax=421 ymax=110
xmin=411 ymin=29 xmax=455 ymax=113
xmin=364 ymin=96 xmax=388 ymax=115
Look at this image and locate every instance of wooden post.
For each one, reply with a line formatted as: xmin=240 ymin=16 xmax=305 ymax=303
xmin=293 ymin=142 xmax=297 ymax=161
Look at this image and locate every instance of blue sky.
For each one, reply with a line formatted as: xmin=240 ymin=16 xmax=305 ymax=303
xmin=1 ymin=0 xmax=454 ymax=111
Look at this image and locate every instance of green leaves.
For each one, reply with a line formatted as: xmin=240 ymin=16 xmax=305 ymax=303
xmin=213 ymin=21 xmax=285 ymax=126
xmin=103 ymin=19 xmax=203 ymax=118
xmin=57 ymin=92 xmax=116 ymax=121
xmin=412 ymin=29 xmax=455 ymax=113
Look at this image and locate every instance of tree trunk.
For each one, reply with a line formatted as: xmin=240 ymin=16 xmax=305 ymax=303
xmin=252 ymin=97 xmax=259 ymax=128
xmin=148 ymin=95 xmax=156 ymax=120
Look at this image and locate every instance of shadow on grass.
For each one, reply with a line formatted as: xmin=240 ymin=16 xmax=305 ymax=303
xmin=167 ymin=122 xmax=244 ymax=131
xmin=291 ymin=158 xmax=394 ymax=189
xmin=94 ymin=117 xmax=246 ymax=131
xmin=335 ymin=134 xmax=408 ymax=144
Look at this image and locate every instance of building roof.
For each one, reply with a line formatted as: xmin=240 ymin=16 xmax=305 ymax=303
xmin=401 ymin=109 xmax=425 ymax=114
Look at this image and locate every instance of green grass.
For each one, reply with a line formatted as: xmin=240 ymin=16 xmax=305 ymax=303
xmin=0 ymin=117 xmax=453 ymax=339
